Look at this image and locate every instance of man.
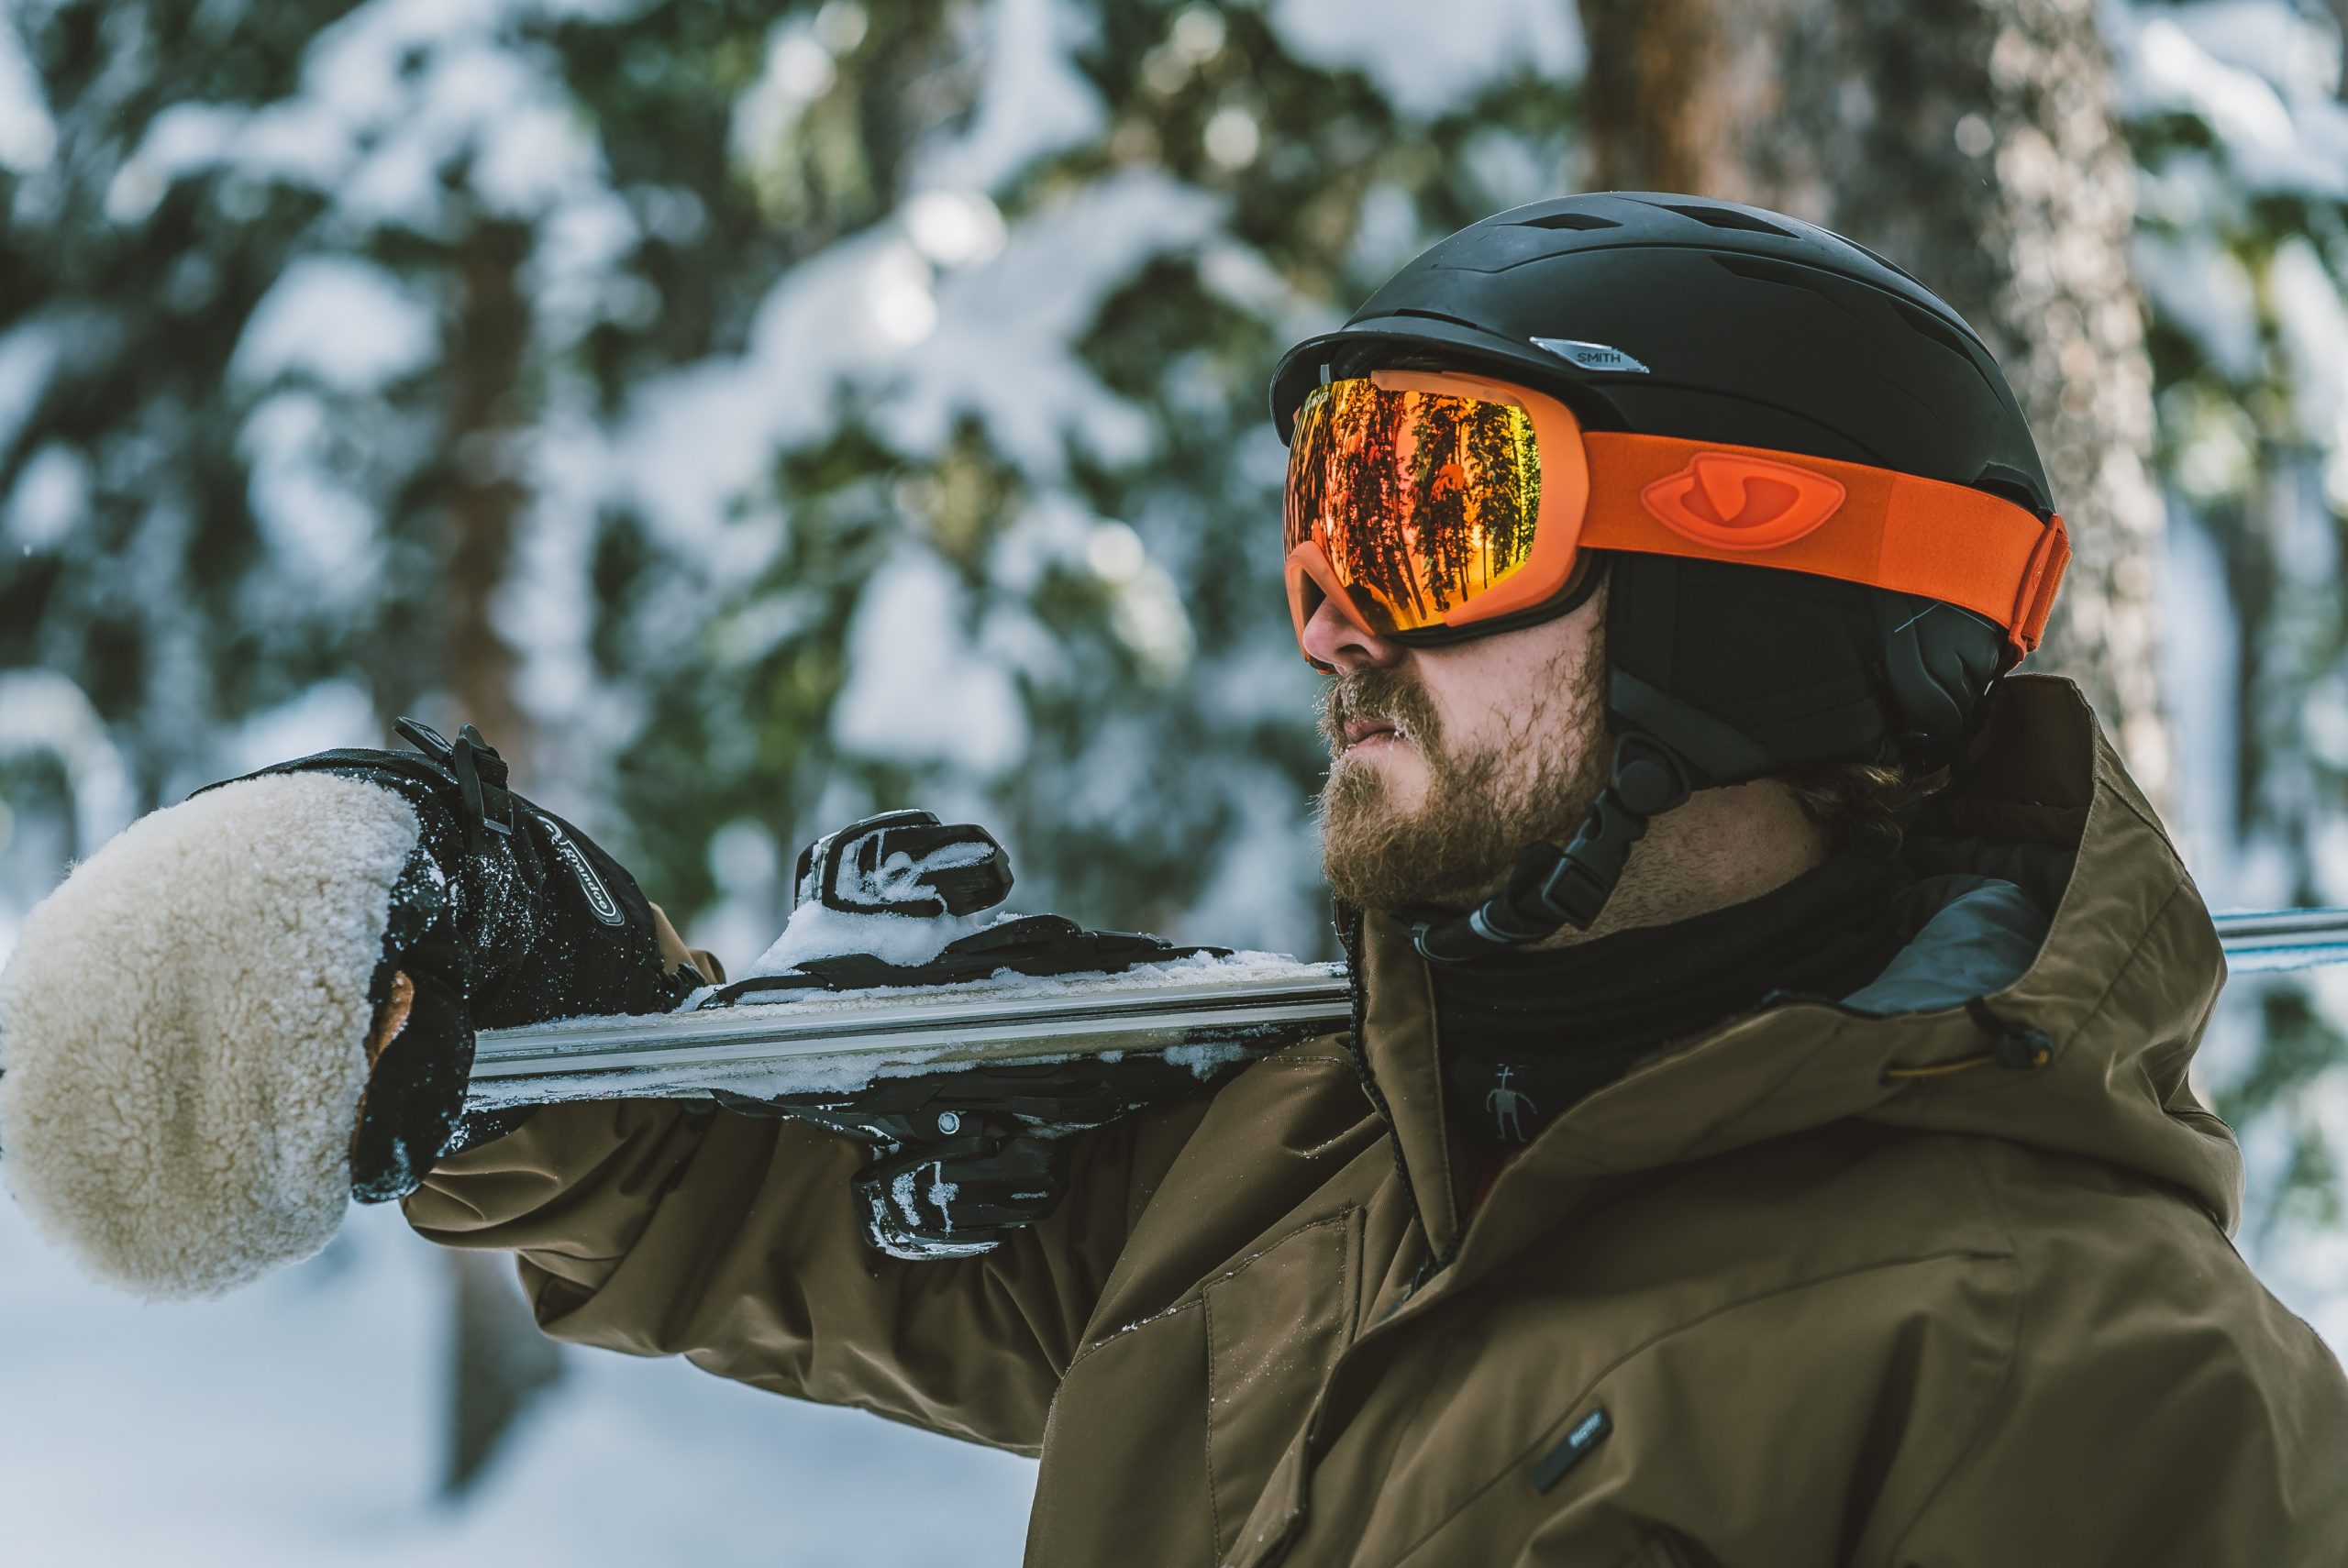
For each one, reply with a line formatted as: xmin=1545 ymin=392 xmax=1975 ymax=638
xmin=6 ymin=193 xmax=2345 ymax=1563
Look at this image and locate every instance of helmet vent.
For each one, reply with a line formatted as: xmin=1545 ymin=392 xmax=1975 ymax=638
xmin=1888 ymin=298 xmax=1988 ymax=364
xmin=1841 ymin=235 xmax=1927 ymax=289
xmin=1512 ymin=211 xmax=1622 ymax=231
xmin=1385 ymin=306 xmax=1484 ymax=330
xmin=1711 ymin=252 xmax=1848 ymax=301
xmin=1650 ymin=201 xmax=1796 ymax=237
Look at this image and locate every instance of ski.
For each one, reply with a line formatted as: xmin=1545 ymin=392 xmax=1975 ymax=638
xmin=2208 ymin=907 xmax=2348 ymax=974
xmin=466 ymin=907 xmax=2348 ymax=1110
xmin=465 ymin=956 xmax=1348 ymax=1110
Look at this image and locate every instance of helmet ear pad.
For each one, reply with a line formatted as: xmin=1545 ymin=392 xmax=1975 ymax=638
xmin=1868 ymin=590 xmax=2009 ymax=770
xmin=1600 ymin=554 xmax=2005 ymax=790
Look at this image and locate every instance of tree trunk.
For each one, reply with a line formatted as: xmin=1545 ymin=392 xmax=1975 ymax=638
xmin=434 ymin=210 xmax=558 ymax=1499
xmin=443 ymin=214 xmax=537 ymax=764
xmin=1578 ymin=0 xmax=2170 ymax=799
xmin=444 ymin=1248 xmax=563 ymax=1496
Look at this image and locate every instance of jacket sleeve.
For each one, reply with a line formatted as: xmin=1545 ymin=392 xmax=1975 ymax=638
xmin=405 ymin=1092 xmax=1213 ymax=1454
xmin=401 ymin=907 xmax=1217 ymax=1455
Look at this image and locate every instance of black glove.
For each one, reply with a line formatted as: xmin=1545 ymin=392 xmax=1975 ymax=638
xmin=706 ymin=810 xmax=1233 ymax=1259
xmin=205 ymin=718 xmax=696 ymax=1201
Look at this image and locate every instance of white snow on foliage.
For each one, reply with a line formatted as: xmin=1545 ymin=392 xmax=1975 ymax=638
xmin=238 ymin=392 xmax=386 ymax=593
xmin=0 ymin=670 xmax=136 ymax=861
xmin=2131 ymin=228 xmax=2262 ymax=383
xmin=0 ymin=321 xmax=61 ymax=460
xmin=2111 ymin=3 xmax=2348 ymax=196
xmin=887 ymin=172 xmax=1223 ymax=473
xmin=0 ymin=18 xmax=55 ymax=174
xmin=216 ymin=680 xmax=384 ymax=778
xmin=2269 ymin=237 xmax=2348 ymax=445
xmin=1269 ymin=0 xmax=1585 ymax=117
xmin=4 ymin=443 xmax=90 ymax=552
xmin=231 ymin=257 xmax=438 ymax=392
xmin=830 ymin=547 xmax=1029 ymax=776
xmin=620 ymin=170 xmax=1222 ymax=553
xmin=914 ymin=0 xmax=1105 ymax=193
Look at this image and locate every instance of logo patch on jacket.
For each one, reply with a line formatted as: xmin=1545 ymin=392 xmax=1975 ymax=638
xmin=1531 ymin=1405 xmax=1612 ymax=1493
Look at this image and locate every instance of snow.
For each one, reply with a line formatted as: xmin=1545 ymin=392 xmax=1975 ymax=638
xmin=0 ymin=669 xmax=138 ymax=862
xmin=463 ymin=950 xmax=1339 ymax=1108
xmin=302 ymin=0 xmax=609 ymax=225
xmin=886 ymin=171 xmax=1224 ymax=473
xmin=217 ymin=680 xmax=385 ymax=777
xmin=2111 ymin=5 xmax=2348 ymax=197
xmin=829 ymin=547 xmax=1030 ymax=777
xmin=904 ymin=189 xmax=1009 ymax=269
xmin=2268 ymin=237 xmax=2348 ymax=445
xmin=5 ymin=441 xmax=91 ymax=551
xmin=2131 ymin=228 xmax=2262 ymax=382
xmin=0 ymin=1201 xmax=1038 ymax=1565
xmin=618 ymin=167 xmax=1222 ymax=557
xmin=1161 ymin=1041 xmax=1255 ymax=1077
xmin=1268 ymin=0 xmax=1585 ymax=118
xmin=0 ymin=17 xmax=55 ymax=174
xmin=0 ymin=319 xmax=61 ymax=458
xmin=231 ymin=257 xmax=439 ymax=392
xmin=2161 ymin=508 xmax=2240 ymax=901
xmin=238 ymin=392 xmax=387 ymax=591
xmin=911 ymin=0 xmax=1104 ymax=194
xmin=2152 ymin=0 xmax=2343 ymax=101
xmin=747 ymin=900 xmax=1002 ymax=977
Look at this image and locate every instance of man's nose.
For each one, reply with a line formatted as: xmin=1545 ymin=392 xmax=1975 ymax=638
xmin=1300 ymin=592 xmax=1406 ymax=672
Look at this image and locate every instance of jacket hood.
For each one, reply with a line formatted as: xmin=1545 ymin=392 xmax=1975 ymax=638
xmin=1348 ymin=675 xmax=2240 ymax=1266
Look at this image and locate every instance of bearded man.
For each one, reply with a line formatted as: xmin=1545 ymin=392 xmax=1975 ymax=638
xmin=7 ymin=193 xmax=2347 ymax=1565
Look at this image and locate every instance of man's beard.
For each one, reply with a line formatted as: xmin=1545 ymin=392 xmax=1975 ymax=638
xmin=1315 ymin=648 xmax=1610 ymax=916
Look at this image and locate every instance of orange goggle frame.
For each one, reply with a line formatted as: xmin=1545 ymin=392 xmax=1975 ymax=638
xmin=1283 ymin=368 xmax=2069 ymax=668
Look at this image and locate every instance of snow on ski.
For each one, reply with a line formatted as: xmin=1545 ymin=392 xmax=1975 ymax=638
xmin=466 ymin=955 xmax=1347 ymax=1108
xmin=466 ymin=908 xmax=2348 ymax=1109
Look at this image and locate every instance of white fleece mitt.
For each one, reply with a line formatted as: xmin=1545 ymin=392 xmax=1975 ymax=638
xmin=0 ymin=773 xmax=419 ymax=1299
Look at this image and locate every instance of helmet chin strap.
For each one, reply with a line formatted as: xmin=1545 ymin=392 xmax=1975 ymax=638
xmin=1407 ymin=734 xmax=1693 ymax=964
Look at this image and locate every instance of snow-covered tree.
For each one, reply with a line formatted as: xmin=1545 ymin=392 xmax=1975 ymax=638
xmin=2110 ymin=0 xmax=2348 ymax=1322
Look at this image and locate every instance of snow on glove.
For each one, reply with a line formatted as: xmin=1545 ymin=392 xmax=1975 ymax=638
xmin=0 ymin=719 xmax=692 ymax=1299
xmin=711 ymin=809 xmax=1230 ymax=1260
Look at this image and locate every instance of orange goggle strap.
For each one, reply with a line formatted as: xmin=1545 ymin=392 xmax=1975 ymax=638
xmin=1577 ymin=432 xmax=2068 ymax=658
xmin=1289 ymin=368 xmax=2067 ymax=659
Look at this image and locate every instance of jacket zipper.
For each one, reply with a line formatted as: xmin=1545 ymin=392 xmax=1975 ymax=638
xmin=1333 ymin=906 xmax=1460 ymax=1298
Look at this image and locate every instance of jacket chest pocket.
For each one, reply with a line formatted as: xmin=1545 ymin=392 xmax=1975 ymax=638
xmin=1205 ymin=1208 xmax=1363 ymax=1565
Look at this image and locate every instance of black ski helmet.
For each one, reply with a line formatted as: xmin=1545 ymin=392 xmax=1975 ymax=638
xmin=1270 ymin=192 xmax=2066 ymax=960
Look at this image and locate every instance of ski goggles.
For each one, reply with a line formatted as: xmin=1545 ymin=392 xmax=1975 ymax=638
xmin=1282 ymin=368 xmax=2069 ymax=668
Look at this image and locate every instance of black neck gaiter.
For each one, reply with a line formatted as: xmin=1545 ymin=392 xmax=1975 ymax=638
xmin=1433 ymin=853 xmax=1909 ymax=1157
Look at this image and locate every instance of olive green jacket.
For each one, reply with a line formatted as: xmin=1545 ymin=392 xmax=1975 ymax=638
xmin=407 ymin=677 xmax=2348 ymax=1566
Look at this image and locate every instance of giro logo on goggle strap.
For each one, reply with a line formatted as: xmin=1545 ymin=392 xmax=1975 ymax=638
xmin=1640 ymin=451 xmax=1846 ymax=551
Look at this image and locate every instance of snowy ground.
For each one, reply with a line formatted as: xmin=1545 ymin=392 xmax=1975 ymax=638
xmin=0 ymin=1199 xmax=1037 ymax=1566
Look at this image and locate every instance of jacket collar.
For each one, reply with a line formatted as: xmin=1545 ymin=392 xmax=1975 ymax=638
xmin=1341 ymin=676 xmax=2242 ymax=1286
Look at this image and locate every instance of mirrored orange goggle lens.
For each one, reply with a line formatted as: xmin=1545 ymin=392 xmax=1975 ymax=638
xmin=1284 ymin=379 xmax=1545 ymax=634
